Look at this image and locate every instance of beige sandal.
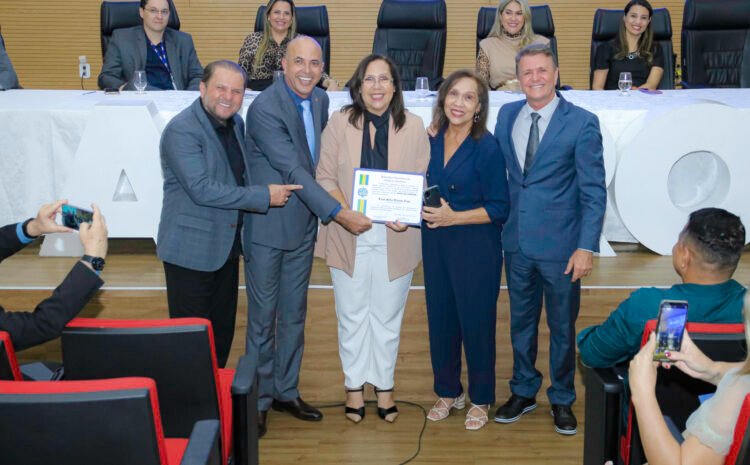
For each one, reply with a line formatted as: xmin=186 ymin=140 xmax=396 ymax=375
xmin=427 ymin=392 xmax=466 ymax=421
xmin=464 ymin=404 xmax=489 ymax=431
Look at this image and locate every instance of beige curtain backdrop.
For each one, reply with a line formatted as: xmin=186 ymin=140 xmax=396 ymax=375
xmin=0 ymin=0 xmax=683 ymax=90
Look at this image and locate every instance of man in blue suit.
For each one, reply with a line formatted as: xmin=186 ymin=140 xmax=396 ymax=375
xmin=157 ymin=60 xmax=301 ymax=368
xmin=493 ymin=44 xmax=606 ymax=435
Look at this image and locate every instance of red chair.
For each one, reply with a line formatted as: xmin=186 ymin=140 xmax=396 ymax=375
xmin=0 ymin=377 xmax=220 ymax=465
xmin=61 ymin=317 xmax=258 ymax=465
xmin=727 ymin=393 xmax=750 ymax=465
xmin=0 ymin=331 xmax=22 ymax=381
xmin=620 ymin=321 xmax=747 ymax=465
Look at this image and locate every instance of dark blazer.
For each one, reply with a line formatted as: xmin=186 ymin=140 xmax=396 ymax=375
xmin=0 ymin=224 xmax=103 ymax=351
xmin=244 ymin=80 xmax=339 ymax=251
xmin=98 ymin=25 xmax=203 ymax=91
xmin=0 ymin=39 xmax=19 ymax=90
xmin=157 ymin=98 xmax=270 ymax=272
xmin=494 ymin=94 xmax=606 ymax=261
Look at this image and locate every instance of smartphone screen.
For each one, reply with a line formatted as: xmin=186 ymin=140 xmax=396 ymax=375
xmin=653 ymin=300 xmax=689 ymax=361
xmin=61 ymin=204 xmax=93 ymax=230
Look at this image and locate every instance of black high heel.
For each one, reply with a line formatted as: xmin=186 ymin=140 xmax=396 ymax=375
xmin=345 ymin=386 xmax=365 ymax=424
xmin=374 ymin=386 xmax=399 ymax=423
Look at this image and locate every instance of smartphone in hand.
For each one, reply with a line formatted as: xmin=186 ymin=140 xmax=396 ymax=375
xmin=61 ymin=204 xmax=94 ymax=230
xmin=653 ymin=299 xmax=689 ymax=362
xmin=423 ymin=185 xmax=442 ymax=208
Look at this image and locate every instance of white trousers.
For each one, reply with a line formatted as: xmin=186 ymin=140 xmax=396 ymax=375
xmin=330 ymin=224 xmax=413 ymax=389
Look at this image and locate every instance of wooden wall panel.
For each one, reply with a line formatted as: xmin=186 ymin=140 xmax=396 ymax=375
xmin=1 ymin=0 xmax=684 ymax=91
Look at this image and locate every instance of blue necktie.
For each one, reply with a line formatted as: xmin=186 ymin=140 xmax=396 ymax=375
xmin=300 ymin=100 xmax=315 ymax=162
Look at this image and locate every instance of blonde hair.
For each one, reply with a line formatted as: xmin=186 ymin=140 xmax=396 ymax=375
xmin=254 ymin=0 xmax=297 ymax=70
xmin=488 ymin=0 xmax=536 ymax=48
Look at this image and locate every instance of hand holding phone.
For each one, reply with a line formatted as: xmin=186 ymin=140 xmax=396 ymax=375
xmin=61 ymin=204 xmax=94 ymax=230
xmin=653 ymin=299 xmax=689 ymax=362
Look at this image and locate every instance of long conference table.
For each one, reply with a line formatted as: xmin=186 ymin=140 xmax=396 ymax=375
xmin=1 ymin=88 xmax=749 ymax=256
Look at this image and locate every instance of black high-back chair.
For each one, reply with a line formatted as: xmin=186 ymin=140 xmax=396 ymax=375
xmin=372 ymin=0 xmax=446 ymax=91
xmin=62 ymin=317 xmax=258 ymax=465
xmin=254 ymin=4 xmax=330 ymax=76
xmin=590 ymin=8 xmax=674 ymax=90
xmin=681 ymin=0 xmax=750 ymax=88
xmin=0 ymin=377 xmax=221 ymax=465
xmin=100 ymin=0 xmax=180 ymax=58
xmin=476 ymin=5 xmax=560 ymax=87
xmin=582 ymin=321 xmax=747 ymax=465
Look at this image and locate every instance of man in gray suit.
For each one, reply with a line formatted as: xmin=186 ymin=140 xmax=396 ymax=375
xmin=98 ymin=0 xmax=203 ymax=91
xmin=157 ymin=60 xmax=301 ymax=368
xmin=0 ymin=32 xmax=19 ymax=90
xmin=244 ymin=36 xmax=371 ymax=436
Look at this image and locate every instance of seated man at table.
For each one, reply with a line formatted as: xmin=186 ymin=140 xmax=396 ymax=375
xmin=98 ymin=0 xmax=203 ymax=91
xmin=577 ymin=207 xmax=746 ymax=368
xmin=1 ymin=200 xmax=108 ymax=351
xmin=0 ymin=33 xmax=19 ymax=90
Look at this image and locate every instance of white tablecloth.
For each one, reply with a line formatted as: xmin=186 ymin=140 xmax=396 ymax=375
xmin=2 ymin=88 xmax=750 ymax=250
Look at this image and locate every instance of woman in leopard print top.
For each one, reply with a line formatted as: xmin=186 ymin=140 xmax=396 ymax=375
xmin=238 ymin=0 xmax=339 ymax=91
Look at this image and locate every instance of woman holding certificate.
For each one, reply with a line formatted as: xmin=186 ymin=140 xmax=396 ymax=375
xmin=422 ymin=70 xmax=510 ymax=430
xmin=315 ymin=54 xmax=430 ymax=424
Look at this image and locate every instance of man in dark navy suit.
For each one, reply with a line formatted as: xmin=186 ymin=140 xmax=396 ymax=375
xmin=493 ymin=44 xmax=607 ymax=435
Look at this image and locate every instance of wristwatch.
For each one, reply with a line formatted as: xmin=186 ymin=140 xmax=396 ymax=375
xmin=81 ymin=255 xmax=106 ymax=271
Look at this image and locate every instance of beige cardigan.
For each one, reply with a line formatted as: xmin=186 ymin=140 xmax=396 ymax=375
xmin=479 ymin=34 xmax=549 ymax=90
xmin=314 ymin=109 xmax=430 ymax=279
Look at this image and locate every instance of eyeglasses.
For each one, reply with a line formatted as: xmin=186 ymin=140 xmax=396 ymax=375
xmin=144 ymin=7 xmax=170 ymax=16
xmin=363 ymin=75 xmax=393 ymax=87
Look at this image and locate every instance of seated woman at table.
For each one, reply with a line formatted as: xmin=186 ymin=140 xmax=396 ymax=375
xmin=315 ymin=54 xmax=429 ymax=424
xmin=422 ymin=70 xmax=509 ymax=430
xmin=627 ymin=296 xmax=750 ymax=465
xmin=238 ymin=0 xmax=339 ymax=91
xmin=592 ymin=0 xmax=664 ymax=91
xmin=476 ymin=0 xmax=549 ymax=91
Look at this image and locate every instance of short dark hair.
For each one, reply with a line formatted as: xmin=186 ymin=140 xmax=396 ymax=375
xmin=343 ymin=54 xmax=406 ymax=132
xmin=201 ymin=60 xmax=247 ymax=87
xmin=515 ymin=43 xmax=558 ymax=76
xmin=682 ymin=208 xmax=746 ymax=273
xmin=431 ymin=69 xmax=489 ymax=140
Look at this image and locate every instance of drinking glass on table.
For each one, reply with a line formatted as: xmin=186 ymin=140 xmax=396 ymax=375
xmin=415 ymin=76 xmax=430 ymax=100
xmin=618 ymin=72 xmax=632 ymax=96
xmin=133 ymin=70 xmax=147 ymax=94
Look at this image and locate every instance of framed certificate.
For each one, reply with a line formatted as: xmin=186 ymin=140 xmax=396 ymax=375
xmin=351 ymin=168 xmax=425 ymax=226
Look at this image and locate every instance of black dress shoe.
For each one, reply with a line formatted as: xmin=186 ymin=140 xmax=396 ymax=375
xmin=257 ymin=410 xmax=268 ymax=439
xmin=272 ymin=397 xmax=323 ymax=421
xmin=494 ymin=394 xmax=537 ymax=423
xmin=551 ymin=404 xmax=577 ymax=435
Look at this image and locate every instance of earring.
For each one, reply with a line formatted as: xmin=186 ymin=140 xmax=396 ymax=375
xmin=473 ymin=112 xmax=480 ymax=123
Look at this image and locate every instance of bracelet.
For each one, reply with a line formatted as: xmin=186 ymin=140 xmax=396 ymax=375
xmin=21 ymin=218 xmax=39 ymax=239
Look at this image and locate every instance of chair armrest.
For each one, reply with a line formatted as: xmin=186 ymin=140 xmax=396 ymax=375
xmin=583 ymin=364 xmax=625 ymax=465
xmin=231 ymin=354 xmax=259 ymax=465
xmin=181 ymin=419 xmax=221 ymax=465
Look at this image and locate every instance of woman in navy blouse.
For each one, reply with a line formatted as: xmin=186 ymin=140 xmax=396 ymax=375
xmin=422 ymin=69 xmax=510 ymax=430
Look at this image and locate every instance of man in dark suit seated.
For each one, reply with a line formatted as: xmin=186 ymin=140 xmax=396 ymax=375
xmin=243 ymin=36 xmax=371 ymax=437
xmin=0 ymin=33 xmax=20 ymax=90
xmin=577 ymin=207 xmax=746 ymax=368
xmin=98 ymin=0 xmax=203 ymax=91
xmin=0 ymin=200 xmax=108 ymax=351
xmin=157 ymin=60 xmax=301 ymax=369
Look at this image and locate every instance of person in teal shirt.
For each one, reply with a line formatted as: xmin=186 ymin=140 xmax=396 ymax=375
xmin=577 ymin=208 xmax=746 ymax=368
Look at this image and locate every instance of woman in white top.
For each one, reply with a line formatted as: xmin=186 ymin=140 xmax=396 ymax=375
xmin=628 ymin=294 xmax=750 ymax=465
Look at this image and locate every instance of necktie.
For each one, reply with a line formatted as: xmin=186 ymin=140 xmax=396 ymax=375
xmin=300 ymin=100 xmax=315 ymax=162
xmin=524 ymin=112 xmax=541 ymax=176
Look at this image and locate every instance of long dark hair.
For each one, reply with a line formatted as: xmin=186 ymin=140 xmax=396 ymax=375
xmin=615 ymin=0 xmax=654 ymax=63
xmin=343 ymin=54 xmax=406 ymax=132
xmin=255 ymin=0 xmax=297 ymax=69
xmin=431 ymin=70 xmax=489 ymax=140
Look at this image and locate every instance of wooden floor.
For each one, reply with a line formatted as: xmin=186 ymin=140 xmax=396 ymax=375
xmin=2 ymin=240 xmax=749 ymax=464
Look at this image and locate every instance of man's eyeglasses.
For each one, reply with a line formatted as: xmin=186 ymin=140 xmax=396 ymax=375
xmin=363 ymin=75 xmax=393 ymax=87
xmin=144 ymin=7 xmax=170 ymax=16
